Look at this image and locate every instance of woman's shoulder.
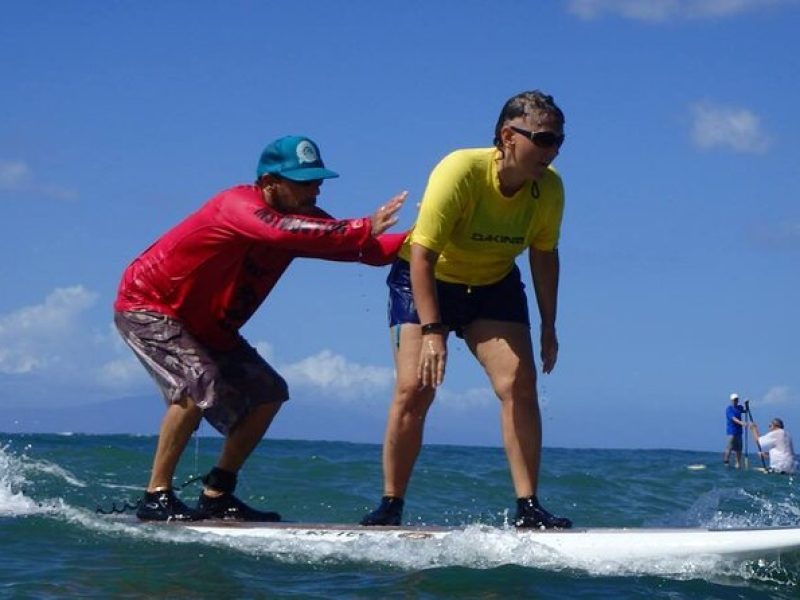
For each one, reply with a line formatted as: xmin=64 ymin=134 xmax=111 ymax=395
xmin=537 ymin=166 xmax=565 ymax=201
xmin=438 ymin=147 xmax=493 ymax=166
xmin=432 ymin=147 xmax=494 ymax=178
xmin=542 ymin=164 xmax=564 ymax=184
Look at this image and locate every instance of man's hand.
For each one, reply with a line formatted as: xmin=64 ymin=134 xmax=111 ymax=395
xmin=371 ymin=191 xmax=407 ymax=236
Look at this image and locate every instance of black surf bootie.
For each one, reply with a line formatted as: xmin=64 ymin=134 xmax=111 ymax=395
xmin=360 ymin=496 xmax=404 ymax=526
xmin=514 ymin=496 xmax=572 ymax=529
xmin=195 ymin=466 xmax=280 ymax=522
xmin=196 ymin=492 xmax=281 ymax=522
xmin=136 ymin=489 xmax=203 ymax=522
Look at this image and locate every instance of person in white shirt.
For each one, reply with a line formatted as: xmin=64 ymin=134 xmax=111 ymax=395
xmin=750 ymin=418 xmax=796 ymax=474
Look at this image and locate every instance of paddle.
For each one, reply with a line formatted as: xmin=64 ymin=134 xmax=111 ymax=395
xmin=743 ymin=409 xmax=750 ymax=469
xmin=745 ymin=400 xmax=769 ymax=471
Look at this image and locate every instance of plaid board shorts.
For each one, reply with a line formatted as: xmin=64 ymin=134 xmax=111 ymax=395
xmin=114 ymin=311 xmax=288 ymax=435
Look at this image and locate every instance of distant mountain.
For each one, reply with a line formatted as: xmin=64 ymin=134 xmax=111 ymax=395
xmin=2 ymin=394 xmax=496 ymax=447
xmin=1 ymin=394 xmax=390 ymax=444
xmin=4 ymin=395 xmax=163 ymax=435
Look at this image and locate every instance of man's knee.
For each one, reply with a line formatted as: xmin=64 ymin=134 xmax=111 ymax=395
xmin=238 ymin=401 xmax=283 ymax=428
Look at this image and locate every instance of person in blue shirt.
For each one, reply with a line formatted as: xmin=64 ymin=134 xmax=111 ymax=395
xmin=723 ymin=393 xmax=746 ymax=468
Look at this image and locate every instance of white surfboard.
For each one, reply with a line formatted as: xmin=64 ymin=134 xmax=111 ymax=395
xmin=181 ymin=521 xmax=800 ymax=562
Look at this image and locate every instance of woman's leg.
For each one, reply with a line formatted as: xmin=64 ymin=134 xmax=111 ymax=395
xmin=464 ymin=319 xmax=540 ymax=498
xmin=381 ymin=323 xmax=438 ymax=498
xmin=465 ymin=319 xmax=570 ymax=528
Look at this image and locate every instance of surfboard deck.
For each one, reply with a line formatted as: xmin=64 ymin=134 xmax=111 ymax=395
xmin=175 ymin=520 xmax=800 ymax=561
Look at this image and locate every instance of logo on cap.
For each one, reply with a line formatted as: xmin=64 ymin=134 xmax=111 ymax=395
xmin=296 ymin=140 xmax=319 ymax=164
xmin=256 ymin=135 xmax=339 ymax=181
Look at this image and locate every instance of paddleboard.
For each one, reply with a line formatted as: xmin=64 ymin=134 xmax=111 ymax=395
xmin=179 ymin=521 xmax=800 ymax=562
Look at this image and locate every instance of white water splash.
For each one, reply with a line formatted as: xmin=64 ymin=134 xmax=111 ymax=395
xmin=2 ymin=442 xmax=798 ymax=586
xmin=0 ymin=443 xmax=86 ymax=517
xmin=30 ymin=460 xmax=87 ymax=488
xmin=173 ymin=523 xmax=793 ymax=581
xmin=0 ymin=444 xmax=48 ymax=516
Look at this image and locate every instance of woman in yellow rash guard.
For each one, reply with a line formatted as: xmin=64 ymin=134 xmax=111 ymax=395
xmin=362 ymin=90 xmax=571 ymax=529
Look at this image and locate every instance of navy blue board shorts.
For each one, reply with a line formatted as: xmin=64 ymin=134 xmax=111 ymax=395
xmin=387 ymin=259 xmax=530 ymax=338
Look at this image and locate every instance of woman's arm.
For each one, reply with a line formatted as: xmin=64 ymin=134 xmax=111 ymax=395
xmin=410 ymin=243 xmax=447 ymax=387
xmin=529 ymin=247 xmax=560 ymax=374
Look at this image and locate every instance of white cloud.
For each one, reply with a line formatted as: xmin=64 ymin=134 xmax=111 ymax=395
xmin=568 ymin=0 xmax=680 ymax=21
xmin=280 ymin=349 xmax=394 ymax=400
xmin=690 ymin=102 xmax=770 ymax=154
xmin=257 ymin=343 xmax=500 ymax=410
xmin=0 ymin=160 xmax=32 ymax=188
xmin=759 ymin=385 xmax=793 ymax=406
xmin=0 ymin=159 xmax=76 ymax=200
xmin=436 ymin=386 xmax=496 ymax=410
xmin=0 ymin=304 xmax=514 ymax=413
xmin=750 ymin=218 xmax=800 ymax=250
xmin=0 ymin=286 xmax=98 ymax=374
xmin=96 ymin=357 xmax=147 ymax=390
xmin=93 ymin=320 xmax=150 ymax=390
xmin=271 ymin=345 xmax=499 ymax=409
xmin=0 ymin=289 xmax=156 ymax=405
xmin=254 ymin=341 xmax=276 ymax=362
xmin=567 ymin=0 xmax=788 ymax=22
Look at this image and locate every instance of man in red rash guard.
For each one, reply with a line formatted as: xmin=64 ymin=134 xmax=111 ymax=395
xmin=114 ymin=135 xmax=406 ymax=522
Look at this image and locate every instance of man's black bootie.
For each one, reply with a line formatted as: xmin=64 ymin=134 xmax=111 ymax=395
xmin=196 ymin=491 xmax=281 ymax=522
xmin=195 ymin=466 xmax=280 ymax=522
xmin=136 ymin=489 xmax=203 ymax=522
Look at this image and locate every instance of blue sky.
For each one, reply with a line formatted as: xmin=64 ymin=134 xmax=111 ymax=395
xmin=1 ymin=1 xmax=798 ymax=451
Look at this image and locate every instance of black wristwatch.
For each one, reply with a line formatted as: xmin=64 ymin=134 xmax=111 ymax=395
xmin=420 ymin=322 xmax=447 ymax=335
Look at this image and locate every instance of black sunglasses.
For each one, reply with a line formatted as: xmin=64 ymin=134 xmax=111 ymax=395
xmin=509 ymin=126 xmax=565 ymax=149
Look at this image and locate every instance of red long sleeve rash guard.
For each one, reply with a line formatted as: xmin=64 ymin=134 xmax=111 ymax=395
xmin=115 ymin=185 xmax=404 ymax=350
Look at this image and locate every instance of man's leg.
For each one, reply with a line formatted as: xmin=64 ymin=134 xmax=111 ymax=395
xmin=204 ymin=401 xmax=283 ymax=497
xmin=147 ymin=398 xmax=203 ymax=491
xmin=723 ymin=435 xmax=734 ymax=465
xmin=194 ymin=336 xmax=290 ymax=521
xmin=733 ymin=435 xmax=743 ymax=468
xmin=114 ymin=312 xmax=208 ymax=492
xmin=134 ymin=397 xmax=205 ymax=521
xmin=195 ymin=400 xmax=284 ymax=521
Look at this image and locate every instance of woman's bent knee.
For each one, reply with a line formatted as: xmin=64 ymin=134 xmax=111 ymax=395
xmin=392 ymin=383 xmax=435 ymax=417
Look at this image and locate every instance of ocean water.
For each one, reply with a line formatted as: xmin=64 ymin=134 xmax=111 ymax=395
xmin=1 ymin=434 xmax=799 ymax=599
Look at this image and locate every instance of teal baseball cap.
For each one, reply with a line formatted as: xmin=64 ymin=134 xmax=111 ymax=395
xmin=256 ymin=135 xmax=339 ymax=182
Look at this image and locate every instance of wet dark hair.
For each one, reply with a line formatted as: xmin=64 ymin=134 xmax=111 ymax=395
xmin=772 ymin=418 xmax=784 ymax=429
xmin=493 ymin=90 xmax=565 ymax=150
